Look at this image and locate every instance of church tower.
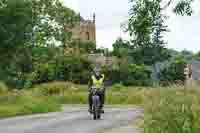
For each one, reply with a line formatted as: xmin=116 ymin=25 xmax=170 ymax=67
xmin=65 ymin=13 xmax=96 ymax=54
xmin=78 ymin=13 xmax=96 ymax=44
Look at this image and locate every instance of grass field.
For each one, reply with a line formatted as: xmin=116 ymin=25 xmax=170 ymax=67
xmin=0 ymin=82 xmax=145 ymax=118
xmin=1 ymin=81 xmax=200 ymax=133
xmin=143 ymin=86 xmax=200 ymax=133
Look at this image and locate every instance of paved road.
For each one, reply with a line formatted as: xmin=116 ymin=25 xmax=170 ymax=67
xmin=0 ymin=106 xmax=143 ymax=133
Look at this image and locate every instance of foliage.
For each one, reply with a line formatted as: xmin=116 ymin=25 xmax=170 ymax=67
xmin=30 ymin=48 xmax=92 ymax=86
xmin=34 ymin=63 xmax=56 ymax=83
xmin=160 ymin=55 xmax=186 ymax=85
xmin=173 ymin=0 xmax=193 ymax=16
xmin=107 ymin=63 xmax=152 ymax=86
xmin=33 ymin=82 xmax=69 ymax=96
xmin=0 ymin=0 xmax=80 ymax=89
xmin=181 ymin=50 xmax=193 ymax=56
xmin=112 ymin=38 xmax=130 ymax=58
xmin=70 ymin=39 xmax=96 ymax=53
xmin=58 ymin=55 xmax=92 ymax=84
xmin=128 ymin=0 xmax=170 ymax=65
xmin=95 ymin=47 xmax=105 ymax=54
xmin=128 ymin=0 xmax=194 ymax=65
xmin=32 ymin=0 xmax=81 ymax=47
xmin=0 ymin=0 xmax=32 ymax=70
xmin=93 ymin=47 xmax=109 ymax=56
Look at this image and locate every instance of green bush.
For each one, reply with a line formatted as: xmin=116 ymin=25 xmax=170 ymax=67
xmin=32 ymin=82 xmax=87 ymax=96
xmin=35 ymin=63 xmax=56 ymax=83
xmin=58 ymin=55 xmax=92 ymax=84
xmin=108 ymin=64 xmax=152 ymax=86
xmin=160 ymin=55 xmax=186 ymax=86
xmin=71 ymin=39 xmax=96 ymax=53
xmin=33 ymin=82 xmax=70 ymax=96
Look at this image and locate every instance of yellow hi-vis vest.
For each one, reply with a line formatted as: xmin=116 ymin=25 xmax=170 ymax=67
xmin=92 ymin=74 xmax=104 ymax=89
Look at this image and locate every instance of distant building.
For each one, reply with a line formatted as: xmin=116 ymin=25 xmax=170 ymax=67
xmin=65 ymin=13 xmax=96 ymax=54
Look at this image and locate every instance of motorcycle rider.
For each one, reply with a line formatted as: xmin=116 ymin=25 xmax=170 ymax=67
xmin=88 ymin=66 xmax=105 ymax=113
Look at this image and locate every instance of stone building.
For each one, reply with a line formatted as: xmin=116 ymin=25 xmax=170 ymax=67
xmin=65 ymin=13 xmax=96 ymax=54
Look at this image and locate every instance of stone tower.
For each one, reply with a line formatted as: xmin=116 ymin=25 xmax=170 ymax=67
xmin=65 ymin=13 xmax=96 ymax=54
xmin=74 ymin=13 xmax=96 ymax=44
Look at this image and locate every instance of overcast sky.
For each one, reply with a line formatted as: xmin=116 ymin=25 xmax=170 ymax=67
xmin=62 ymin=0 xmax=200 ymax=52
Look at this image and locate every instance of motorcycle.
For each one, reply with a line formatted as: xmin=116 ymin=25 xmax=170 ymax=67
xmin=90 ymin=86 xmax=103 ymax=120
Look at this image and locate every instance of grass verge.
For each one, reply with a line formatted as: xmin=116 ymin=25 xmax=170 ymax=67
xmin=0 ymin=92 xmax=61 ymax=118
xmin=143 ymin=86 xmax=200 ymax=133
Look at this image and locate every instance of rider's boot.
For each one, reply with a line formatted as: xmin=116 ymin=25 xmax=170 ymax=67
xmin=88 ymin=105 xmax=93 ymax=113
xmin=100 ymin=105 xmax=104 ymax=113
xmin=100 ymin=92 xmax=105 ymax=113
xmin=88 ymin=108 xmax=92 ymax=114
xmin=88 ymin=93 xmax=93 ymax=113
xmin=101 ymin=108 xmax=104 ymax=113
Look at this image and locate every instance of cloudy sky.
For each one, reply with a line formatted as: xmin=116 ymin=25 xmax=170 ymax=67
xmin=62 ymin=0 xmax=200 ymax=52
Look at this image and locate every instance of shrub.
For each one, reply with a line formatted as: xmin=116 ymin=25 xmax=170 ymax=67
xmin=35 ymin=63 xmax=56 ymax=83
xmin=32 ymin=82 xmax=87 ymax=96
xmin=160 ymin=55 xmax=186 ymax=85
xmin=109 ymin=64 xmax=152 ymax=86
xmin=58 ymin=55 xmax=92 ymax=84
xmin=33 ymin=82 xmax=70 ymax=96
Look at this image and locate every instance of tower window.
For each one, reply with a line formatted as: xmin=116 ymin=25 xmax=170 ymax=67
xmin=86 ymin=32 xmax=90 ymax=40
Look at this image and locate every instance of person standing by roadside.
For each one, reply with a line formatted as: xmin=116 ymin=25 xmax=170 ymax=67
xmin=184 ymin=64 xmax=193 ymax=88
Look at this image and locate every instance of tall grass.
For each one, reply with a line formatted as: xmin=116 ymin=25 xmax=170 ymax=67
xmin=144 ymin=86 xmax=200 ymax=133
xmin=0 ymin=91 xmax=61 ymax=118
xmin=46 ymin=82 xmax=146 ymax=105
xmin=106 ymin=86 xmax=145 ymax=105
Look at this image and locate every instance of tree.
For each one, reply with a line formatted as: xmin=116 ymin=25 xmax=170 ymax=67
xmin=0 ymin=0 xmax=33 ymax=87
xmin=32 ymin=0 xmax=81 ymax=47
xmin=160 ymin=55 xmax=186 ymax=85
xmin=112 ymin=38 xmax=130 ymax=58
xmin=173 ymin=0 xmax=193 ymax=16
xmin=181 ymin=50 xmax=193 ymax=56
xmin=128 ymin=0 xmax=170 ymax=65
xmin=0 ymin=0 xmax=32 ymax=64
xmin=146 ymin=0 xmax=194 ymax=16
xmin=127 ymin=0 xmax=195 ymax=65
xmin=70 ymin=39 xmax=96 ymax=54
xmin=0 ymin=0 xmax=82 ymax=88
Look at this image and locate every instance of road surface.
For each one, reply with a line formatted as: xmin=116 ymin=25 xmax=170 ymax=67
xmin=0 ymin=106 xmax=143 ymax=133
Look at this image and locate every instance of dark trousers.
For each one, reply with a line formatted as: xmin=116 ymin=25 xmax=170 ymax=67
xmin=88 ymin=90 xmax=105 ymax=109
